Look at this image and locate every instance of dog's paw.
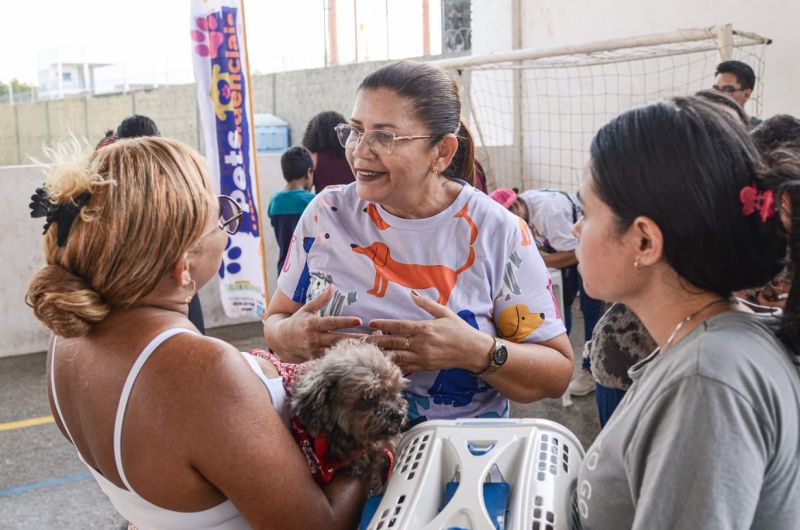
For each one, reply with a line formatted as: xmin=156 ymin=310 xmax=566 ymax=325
xmin=345 ymin=447 xmax=393 ymax=495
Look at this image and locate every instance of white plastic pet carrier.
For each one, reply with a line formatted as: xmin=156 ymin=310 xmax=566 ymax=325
xmin=362 ymin=418 xmax=584 ymax=530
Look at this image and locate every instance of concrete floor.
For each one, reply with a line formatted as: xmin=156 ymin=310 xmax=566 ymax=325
xmin=0 ymin=316 xmax=599 ymax=529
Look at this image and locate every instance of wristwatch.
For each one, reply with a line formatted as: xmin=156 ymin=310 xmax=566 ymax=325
xmin=477 ymin=338 xmax=508 ymax=377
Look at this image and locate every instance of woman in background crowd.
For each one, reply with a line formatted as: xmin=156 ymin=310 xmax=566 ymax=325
xmin=302 ymin=110 xmax=355 ymax=192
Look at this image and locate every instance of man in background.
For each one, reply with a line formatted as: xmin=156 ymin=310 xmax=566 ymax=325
xmin=713 ymin=60 xmax=762 ymax=127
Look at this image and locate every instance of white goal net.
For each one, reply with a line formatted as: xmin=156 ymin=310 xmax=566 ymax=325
xmin=436 ymin=25 xmax=772 ymax=192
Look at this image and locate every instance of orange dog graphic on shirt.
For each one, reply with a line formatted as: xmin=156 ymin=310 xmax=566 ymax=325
xmin=351 ymin=204 xmax=478 ymax=305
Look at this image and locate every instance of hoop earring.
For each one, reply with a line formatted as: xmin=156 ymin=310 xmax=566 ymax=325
xmin=184 ymin=279 xmax=196 ymax=304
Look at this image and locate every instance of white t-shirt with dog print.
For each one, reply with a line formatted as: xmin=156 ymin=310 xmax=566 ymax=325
xmin=277 ymin=181 xmax=566 ymax=420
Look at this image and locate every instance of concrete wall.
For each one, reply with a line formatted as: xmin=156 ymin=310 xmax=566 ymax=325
xmin=0 ymin=105 xmax=18 ymax=164
xmin=133 ymin=85 xmax=200 ymax=151
xmin=0 ymin=154 xmax=285 ymax=358
xmin=0 ymin=59 xmax=398 ymax=167
xmin=1 ymin=165 xmax=50 ymax=357
xmin=272 ymin=61 xmax=393 ymax=145
xmin=15 ymin=102 xmax=49 ymax=165
xmin=0 ymin=57 xmax=436 ymax=357
xmin=86 ymin=94 xmax=134 ymax=146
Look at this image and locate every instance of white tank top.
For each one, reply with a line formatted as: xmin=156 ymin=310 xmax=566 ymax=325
xmin=49 ymin=328 xmax=289 ymax=529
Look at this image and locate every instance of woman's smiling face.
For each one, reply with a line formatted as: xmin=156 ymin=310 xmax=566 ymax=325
xmin=346 ymin=88 xmax=440 ymax=210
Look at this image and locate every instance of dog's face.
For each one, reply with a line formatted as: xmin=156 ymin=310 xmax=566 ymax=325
xmin=290 ymin=339 xmax=408 ymax=456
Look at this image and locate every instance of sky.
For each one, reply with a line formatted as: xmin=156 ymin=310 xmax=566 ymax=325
xmin=0 ymin=0 xmax=436 ymax=88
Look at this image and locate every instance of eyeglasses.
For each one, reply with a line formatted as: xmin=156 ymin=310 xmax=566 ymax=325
xmin=712 ymin=85 xmax=746 ymax=94
xmin=201 ymin=195 xmax=243 ymax=240
xmin=334 ymin=123 xmax=434 ymax=155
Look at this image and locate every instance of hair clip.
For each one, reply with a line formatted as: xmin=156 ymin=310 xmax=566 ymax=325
xmin=739 ymin=183 xmax=775 ymax=223
xmin=29 ymin=187 xmax=92 ymax=247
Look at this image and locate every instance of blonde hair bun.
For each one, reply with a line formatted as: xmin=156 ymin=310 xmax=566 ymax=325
xmin=26 ymin=265 xmax=110 ymax=338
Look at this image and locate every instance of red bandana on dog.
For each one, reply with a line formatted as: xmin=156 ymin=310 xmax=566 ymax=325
xmin=251 ymin=349 xmax=395 ymax=486
xmin=291 ymin=417 xmax=357 ymax=485
xmin=251 ymin=349 xmax=353 ymax=485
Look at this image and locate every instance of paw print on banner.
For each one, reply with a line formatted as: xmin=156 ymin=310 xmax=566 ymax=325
xmin=210 ymin=64 xmax=234 ymax=120
xmin=190 ymin=14 xmax=224 ymax=59
xmin=218 ymin=237 xmax=243 ymax=278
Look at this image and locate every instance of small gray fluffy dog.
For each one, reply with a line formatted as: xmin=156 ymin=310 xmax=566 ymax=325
xmin=287 ymin=339 xmax=408 ymax=491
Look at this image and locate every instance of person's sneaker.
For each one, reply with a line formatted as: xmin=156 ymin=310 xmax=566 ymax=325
xmin=567 ymin=369 xmax=595 ymax=396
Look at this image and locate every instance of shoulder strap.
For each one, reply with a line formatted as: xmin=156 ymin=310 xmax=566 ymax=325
xmin=114 ymin=328 xmax=193 ymax=492
xmin=49 ymin=336 xmax=77 ymax=446
xmin=539 ymin=188 xmax=579 ymax=223
xmin=239 ymin=352 xmax=291 ymax=428
xmin=560 ymin=192 xmax=579 ymax=224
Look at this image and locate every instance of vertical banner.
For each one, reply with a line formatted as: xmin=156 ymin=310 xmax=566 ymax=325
xmin=190 ymin=0 xmax=269 ymax=319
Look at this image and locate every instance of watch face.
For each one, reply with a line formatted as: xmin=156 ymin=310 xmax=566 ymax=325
xmin=493 ymin=343 xmax=508 ymax=365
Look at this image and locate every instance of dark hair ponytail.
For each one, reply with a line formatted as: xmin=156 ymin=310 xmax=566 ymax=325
xmin=441 ymin=118 xmax=476 ymax=185
xmin=359 ymin=60 xmax=475 ymax=183
xmin=590 ymin=97 xmax=786 ymax=298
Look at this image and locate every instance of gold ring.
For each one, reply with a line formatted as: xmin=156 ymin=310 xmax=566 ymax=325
xmin=403 ymin=336 xmax=411 ymax=351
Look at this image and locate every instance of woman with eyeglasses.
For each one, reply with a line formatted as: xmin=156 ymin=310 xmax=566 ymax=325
xmin=26 ymin=137 xmax=370 ymax=529
xmin=265 ymin=61 xmax=574 ymax=422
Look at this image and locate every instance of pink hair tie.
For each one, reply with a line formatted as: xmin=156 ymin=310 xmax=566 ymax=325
xmin=740 ymin=183 xmax=775 ymax=223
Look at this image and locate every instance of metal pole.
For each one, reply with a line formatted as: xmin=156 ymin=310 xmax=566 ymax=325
xmin=431 ymin=26 xmax=738 ymax=70
xmin=422 ymin=0 xmax=430 ymax=56
xmin=385 ymin=0 xmax=390 ymax=58
xmin=45 ymin=101 xmax=52 ymax=147
xmin=83 ymin=96 xmax=90 ymax=142
xmin=713 ymin=24 xmax=734 ymax=62
xmin=82 ymin=62 xmax=90 ymax=96
xmin=57 ymin=63 xmax=63 ymax=99
xmin=13 ymin=103 xmax=21 ymax=164
xmin=353 ymin=0 xmax=359 ymax=63
xmin=322 ymin=0 xmax=328 ymax=66
xmin=511 ymin=0 xmax=523 ymax=187
xmin=328 ymin=0 xmax=339 ymax=65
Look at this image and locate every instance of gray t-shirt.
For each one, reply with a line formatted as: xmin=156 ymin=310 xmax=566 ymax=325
xmin=577 ymin=310 xmax=800 ymax=529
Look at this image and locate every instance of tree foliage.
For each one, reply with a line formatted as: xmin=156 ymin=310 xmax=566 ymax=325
xmin=0 ymin=79 xmax=35 ymax=96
